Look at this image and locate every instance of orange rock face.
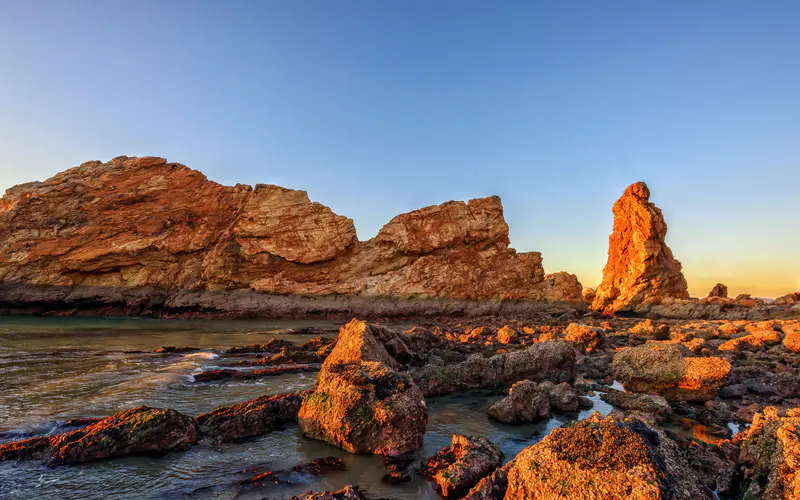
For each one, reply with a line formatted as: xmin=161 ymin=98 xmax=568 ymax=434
xmin=297 ymin=320 xmax=428 ymax=456
xmin=504 ymin=413 xmax=711 ymax=499
xmin=736 ymin=406 xmax=800 ymax=500
xmin=591 ymin=182 xmax=689 ymax=315
xmin=0 ymin=156 xmax=583 ymax=314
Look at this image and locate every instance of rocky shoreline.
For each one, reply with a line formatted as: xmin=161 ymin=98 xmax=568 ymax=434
xmin=1 ymin=158 xmax=799 ymax=498
xmin=3 ymin=317 xmax=799 ymax=499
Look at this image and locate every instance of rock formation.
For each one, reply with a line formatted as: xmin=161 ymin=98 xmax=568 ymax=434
xmin=708 ymin=283 xmax=728 ymax=298
xmin=0 ymin=156 xmax=583 ymax=317
xmin=612 ymin=344 xmax=731 ymax=402
xmin=564 ymin=322 xmax=605 ymax=353
xmin=487 ymin=380 xmax=581 ymax=424
xmin=421 ymin=434 xmax=503 ymax=498
xmin=503 ymin=413 xmax=713 ymax=499
xmin=409 ymin=340 xmax=575 ymax=397
xmin=195 ymin=391 xmax=305 ymax=442
xmin=591 ymin=181 xmax=689 ymax=315
xmin=0 ymin=406 xmax=198 ymax=465
xmin=487 ymin=380 xmax=552 ymax=424
xmin=297 ymin=320 xmax=427 ymax=456
xmin=736 ymin=406 xmax=800 ymax=500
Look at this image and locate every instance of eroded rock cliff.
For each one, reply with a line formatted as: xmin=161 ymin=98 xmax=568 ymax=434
xmin=0 ymin=156 xmax=583 ymax=317
xmin=591 ymin=181 xmax=690 ymax=315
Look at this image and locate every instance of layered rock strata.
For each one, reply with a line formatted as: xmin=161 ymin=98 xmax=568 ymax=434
xmin=591 ymin=181 xmax=690 ymax=315
xmin=0 ymin=156 xmax=583 ymax=317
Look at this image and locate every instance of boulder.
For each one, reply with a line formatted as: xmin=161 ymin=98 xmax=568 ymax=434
xmin=735 ymin=406 xmax=800 ymax=500
xmin=582 ymin=287 xmax=596 ymax=303
xmin=488 ymin=380 xmax=580 ymax=424
xmin=496 ymin=325 xmax=518 ymax=345
xmin=628 ymin=319 xmax=670 ymax=340
xmin=0 ymin=406 xmax=198 ymax=465
xmin=612 ymin=344 xmax=730 ymax=402
xmin=195 ymin=391 xmax=305 ymax=442
xmin=547 ymin=382 xmax=580 ymax=412
xmin=601 ymin=388 xmax=673 ymax=420
xmin=410 ymin=340 xmax=575 ymax=397
xmin=708 ymin=283 xmax=728 ymax=298
xmin=325 ymin=319 xmax=401 ymax=370
xmin=487 ymin=380 xmax=551 ymax=424
xmin=421 ymin=434 xmax=503 ymax=498
xmin=288 ymin=485 xmax=366 ymax=500
xmin=591 ymin=182 xmax=690 ymax=315
xmin=298 ymin=361 xmax=427 ymax=456
xmin=297 ymin=320 xmax=427 ymax=456
xmin=564 ymin=323 xmax=605 ymax=353
xmin=504 ymin=413 xmax=713 ymax=499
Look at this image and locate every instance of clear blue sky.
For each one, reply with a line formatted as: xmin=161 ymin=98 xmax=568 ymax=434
xmin=1 ymin=1 xmax=798 ymax=297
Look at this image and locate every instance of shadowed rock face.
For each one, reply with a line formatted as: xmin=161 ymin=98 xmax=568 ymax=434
xmin=708 ymin=283 xmax=728 ymax=298
xmin=591 ymin=181 xmax=689 ymax=315
xmin=0 ymin=156 xmax=583 ymax=312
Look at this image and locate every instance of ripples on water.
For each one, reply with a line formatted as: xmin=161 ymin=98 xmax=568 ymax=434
xmin=0 ymin=316 xmax=613 ymax=500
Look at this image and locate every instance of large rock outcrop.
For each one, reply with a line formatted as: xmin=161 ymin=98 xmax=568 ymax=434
xmin=297 ymin=320 xmax=427 ymax=456
xmin=503 ymin=413 xmax=713 ymax=499
xmin=591 ymin=182 xmax=689 ymax=315
xmin=0 ymin=156 xmax=583 ymax=317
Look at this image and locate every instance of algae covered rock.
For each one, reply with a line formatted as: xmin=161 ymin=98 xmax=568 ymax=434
xmin=298 ymin=361 xmax=427 ymax=456
xmin=736 ymin=406 xmax=800 ymax=500
xmin=612 ymin=344 xmax=730 ymax=402
xmin=195 ymin=391 xmax=305 ymax=442
xmin=0 ymin=406 xmax=198 ymax=465
xmin=422 ymin=434 xmax=503 ymax=498
xmin=504 ymin=413 xmax=712 ymax=499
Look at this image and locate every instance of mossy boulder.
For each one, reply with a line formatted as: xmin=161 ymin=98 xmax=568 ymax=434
xmin=298 ymin=361 xmax=427 ymax=456
xmin=0 ymin=406 xmax=198 ymax=465
xmin=612 ymin=344 xmax=730 ymax=402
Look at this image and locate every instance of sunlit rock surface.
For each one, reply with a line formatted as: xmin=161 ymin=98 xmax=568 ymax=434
xmin=591 ymin=181 xmax=689 ymax=315
xmin=0 ymin=156 xmax=583 ymax=317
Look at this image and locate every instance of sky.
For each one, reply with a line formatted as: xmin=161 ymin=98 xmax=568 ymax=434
xmin=0 ymin=1 xmax=798 ymax=298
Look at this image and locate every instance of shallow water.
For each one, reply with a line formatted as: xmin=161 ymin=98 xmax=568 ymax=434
xmin=0 ymin=317 xmax=612 ymax=499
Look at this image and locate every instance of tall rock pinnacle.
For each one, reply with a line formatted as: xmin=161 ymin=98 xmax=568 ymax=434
xmin=591 ymin=182 xmax=689 ymax=315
